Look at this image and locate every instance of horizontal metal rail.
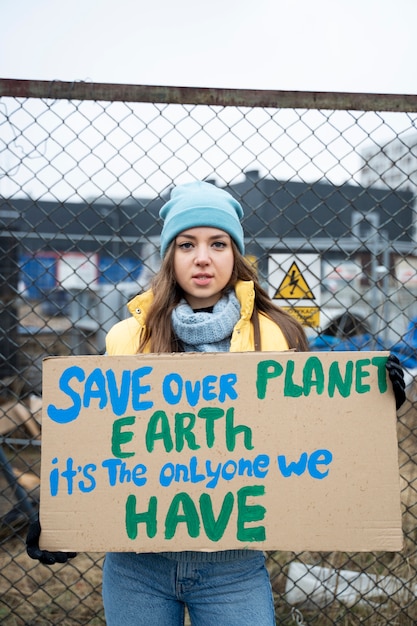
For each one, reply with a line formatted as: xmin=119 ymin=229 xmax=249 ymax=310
xmin=1 ymin=78 xmax=417 ymax=112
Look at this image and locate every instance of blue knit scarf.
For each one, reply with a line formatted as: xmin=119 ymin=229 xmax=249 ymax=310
xmin=171 ymin=290 xmax=241 ymax=352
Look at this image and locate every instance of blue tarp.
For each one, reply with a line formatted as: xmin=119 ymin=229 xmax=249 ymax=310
xmin=309 ymin=313 xmax=417 ymax=371
xmin=309 ymin=312 xmax=385 ymax=352
xmin=390 ymin=317 xmax=417 ymax=369
xmin=309 ymin=333 xmax=385 ymax=352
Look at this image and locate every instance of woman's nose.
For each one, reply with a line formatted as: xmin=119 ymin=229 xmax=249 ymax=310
xmin=194 ymin=245 xmax=211 ymax=264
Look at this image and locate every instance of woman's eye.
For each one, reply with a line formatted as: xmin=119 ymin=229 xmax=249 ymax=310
xmin=178 ymin=241 xmax=193 ymax=249
xmin=212 ymin=241 xmax=226 ymax=249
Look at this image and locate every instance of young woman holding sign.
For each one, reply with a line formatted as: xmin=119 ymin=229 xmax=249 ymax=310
xmin=27 ymin=181 xmax=406 ymax=625
xmin=102 ymin=181 xmax=308 ymax=626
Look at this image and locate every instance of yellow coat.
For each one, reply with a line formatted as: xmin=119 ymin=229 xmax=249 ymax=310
xmin=105 ymin=279 xmax=289 ymax=355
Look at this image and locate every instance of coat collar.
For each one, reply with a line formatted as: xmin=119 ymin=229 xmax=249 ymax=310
xmin=234 ymin=280 xmax=255 ymax=321
xmin=127 ymin=289 xmax=154 ymax=323
xmin=127 ymin=279 xmax=255 ymax=324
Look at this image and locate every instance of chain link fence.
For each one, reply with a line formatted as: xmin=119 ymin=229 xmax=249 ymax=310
xmin=1 ymin=79 xmax=417 ymax=624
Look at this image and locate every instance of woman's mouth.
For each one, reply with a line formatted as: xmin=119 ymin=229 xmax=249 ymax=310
xmin=192 ymin=274 xmax=212 ymax=286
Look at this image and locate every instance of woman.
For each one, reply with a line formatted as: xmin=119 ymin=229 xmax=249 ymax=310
xmin=27 ymin=181 xmax=405 ymax=625
xmin=102 ymin=181 xmax=307 ymax=625
xmin=106 ymin=181 xmax=308 ymax=356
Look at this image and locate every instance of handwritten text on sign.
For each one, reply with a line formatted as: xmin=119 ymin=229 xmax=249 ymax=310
xmin=40 ymin=351 xmax=402 ymax=553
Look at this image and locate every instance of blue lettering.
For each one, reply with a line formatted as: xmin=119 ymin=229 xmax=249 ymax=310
xmin=46 ymin=365 xmax=85 ymax=424
xmin=83 ymin=368 xmax=107 ymax=409
xmin=163 ymin=373 xmax=182 ymax=405
xmin=106 ymin=369 xmax=131 ymax=415
xmin=277 ymin=452 xmax=308 ymax=477
xmin=184 ymin=380 xmax=201 ymax=407
xmin=102 ymin=458 xmax=148 ymax=487
xmin=277 ymin=449 xmax=333 ymax=479
xmin=253 ymin=454 xmax=270 ymax=478
xmin=222 ymin=459 xmax=238 ymax=480
xmin=131 ymin=464 xmax=148 ymax=487
xmin=202 ymin=375 xmax=217 ymax=401
xmin=79 ymin=464 xmax=97 ymax=492
xmin=61 ymin=457 xmax=77 ymax=494
xmin=158 ymin=456 xmax=270 ymax=490
xmin=160 ymin=462 xmax=175 ymax=487
xmin=162 ymin=372 xmax=238 ymax=406
xmin=189 ymin=456 xmax=206 ymax=483
xmin=49 ymin=457 xmax=59 ymax=496
xmin=218 ymin=373 xmax=238 ymax=402
xmin=102 ymin=458 xmax=124 ymax=486
xmin=206 ymin=460 xmax=222 ymax=488
xmin=307 ymin=449 xmax=333 ymax=479
xmin=132 ymin=366 xmax=153 ymax=411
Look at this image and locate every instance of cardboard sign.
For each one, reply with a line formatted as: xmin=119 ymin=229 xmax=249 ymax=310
xmin=39 ymin=351 xmax=403 ymax=553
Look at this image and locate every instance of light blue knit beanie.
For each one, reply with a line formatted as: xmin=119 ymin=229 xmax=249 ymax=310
xmin=159 ymin=181 xmax=245 ymax=258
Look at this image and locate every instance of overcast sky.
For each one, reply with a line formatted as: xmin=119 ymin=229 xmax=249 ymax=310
xmin=1 ymin=0 xmax=416 ymax=94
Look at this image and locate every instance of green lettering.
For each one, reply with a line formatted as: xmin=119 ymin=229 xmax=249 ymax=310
xmin=355 ymin=358 xmax=371 ymax=394
xmin=284 ymin=360 xmax=303 ymax=397
xmin=256 ymin=360 xmax=283 ymax=399
xmin=146 ymin=410 xmax=174 ymax=453
xmin=165 ymin=492 xmax=200 ymax=540
xmin=303 ymin=356 xmax=325 ymax=395
xmin=198 ymin=407 xmax=224 ymax=448
xmin=199 ymin=492 xmax=234 ymax=541
xmin=111 ymin=416 xmax=135 ymax=458
xmin=236 ymin=485 xmax=266 ymax=542
xmin=175 ymin=412 xmax=200 ymax=452
xmin=226 ymin=407 xmax=253 ymax=451
xmin=328 ymin=360 xmax=353 ymax=398
xmin=125 ymin=494 xmax=157 ymax=539
xmin=372 ymin=356 xmax=389 ymax=393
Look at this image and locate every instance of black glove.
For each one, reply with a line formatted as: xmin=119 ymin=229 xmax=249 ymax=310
xmin=386 ymin=354 xmax=406 ymax=410
xmin=26 ymin=517 xmax=77 ymax=565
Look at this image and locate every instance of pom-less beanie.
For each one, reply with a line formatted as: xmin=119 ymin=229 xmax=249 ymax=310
xmin=159 ymin=181 xmax=245 ymax=258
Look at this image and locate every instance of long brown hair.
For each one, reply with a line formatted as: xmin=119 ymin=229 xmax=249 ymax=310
xmin=139 ymin=239 xmax=308 ymax=353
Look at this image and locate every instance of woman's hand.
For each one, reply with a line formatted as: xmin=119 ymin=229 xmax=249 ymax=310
xmin=26 ymin=517 xmax=77 ymax=565
xmin=386 ymin=354 xmax=406 ymax=410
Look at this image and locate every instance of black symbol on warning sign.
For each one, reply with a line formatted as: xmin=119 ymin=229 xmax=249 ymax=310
xmin=273 ymin=261 xmax=315 ymax=300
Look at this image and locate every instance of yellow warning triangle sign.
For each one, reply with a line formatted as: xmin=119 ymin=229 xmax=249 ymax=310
xmin=273 ymin=261 xmax=315 ymax=300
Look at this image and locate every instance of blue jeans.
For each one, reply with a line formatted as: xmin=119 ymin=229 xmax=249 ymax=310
xmin=102 ymin=551 xmax=276 ymax=625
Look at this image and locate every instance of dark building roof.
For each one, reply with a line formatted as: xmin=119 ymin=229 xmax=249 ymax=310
xmin=0 ymin=196 xmax=162 ymax=254
xmin=1 ymin=174 xmax=414 ymax=255
xmin=226 ymin=172 xmax=414 ymax=243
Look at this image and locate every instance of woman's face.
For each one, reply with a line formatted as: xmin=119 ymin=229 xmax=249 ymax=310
xmin=173 ymin=227 xmax=235 ymax=309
